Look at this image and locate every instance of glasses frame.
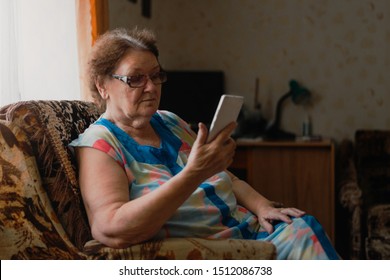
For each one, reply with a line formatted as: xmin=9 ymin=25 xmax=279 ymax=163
xmin=111 ymin=71 xmax=167 ymax=88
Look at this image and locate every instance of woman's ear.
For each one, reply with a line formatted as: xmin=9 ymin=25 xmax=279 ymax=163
xmin=95 ymin=77 xmax=109 ymax=100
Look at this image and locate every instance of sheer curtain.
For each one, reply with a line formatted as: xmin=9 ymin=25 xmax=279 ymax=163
xmin=0 ymin=0 xmax=20 ymax=106
xmin=0 ymin=0 xmax=81 ymax=107
xmin=76 ymin=0 xmax=109 ymax=101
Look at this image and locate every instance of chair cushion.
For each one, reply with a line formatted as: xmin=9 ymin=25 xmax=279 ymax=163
xmin=0 ymin=100 xmax=101 ymax=250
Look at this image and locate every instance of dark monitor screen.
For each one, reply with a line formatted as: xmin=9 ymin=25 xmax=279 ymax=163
xmin=160 ymin=70 xmax=225 ymax=127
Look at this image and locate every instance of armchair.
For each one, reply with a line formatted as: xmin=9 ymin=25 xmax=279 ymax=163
xmin=338 ymin=130 xmax=390 ymax=259
xmin=0 ymin=100 xmax=276 ymax=260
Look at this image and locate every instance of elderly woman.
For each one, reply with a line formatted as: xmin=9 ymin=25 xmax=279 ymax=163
xmin=70 ymin=27 xmax=338 ymax=259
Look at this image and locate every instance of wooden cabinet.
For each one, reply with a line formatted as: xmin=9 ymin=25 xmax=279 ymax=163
xmin=229 ymin=139 xmax=335 ymax=243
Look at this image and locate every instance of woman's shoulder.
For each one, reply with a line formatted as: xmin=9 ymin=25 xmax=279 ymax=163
xmin=69 ymin=118 xmax=115 ymax=148
xmin=81 ymin=120 xmax=112 ymax=138
xmin=156 ymin=110 xmax=182 ymax=123
xmin=156 ymin=110 xmax=196 ymax=136
xmin=156 ymin=110 xmax=190 ymax=128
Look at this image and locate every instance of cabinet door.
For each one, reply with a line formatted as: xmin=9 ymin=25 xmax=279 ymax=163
xmin=232 ymin=143 xmax=335 ymax=243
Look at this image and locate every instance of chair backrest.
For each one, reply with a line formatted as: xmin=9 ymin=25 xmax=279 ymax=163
xmin=355 ymin=130 xmax=390 ymax=206
xmin=0 ymin=100 xmax=101 ymax=249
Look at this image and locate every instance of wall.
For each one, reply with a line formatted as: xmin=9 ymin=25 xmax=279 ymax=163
xmin=109 ymin=0 xmax=390 ymax=142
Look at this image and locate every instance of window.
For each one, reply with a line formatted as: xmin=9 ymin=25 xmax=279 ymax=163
xmin=0 ymin=0 xmax=81 ymax=107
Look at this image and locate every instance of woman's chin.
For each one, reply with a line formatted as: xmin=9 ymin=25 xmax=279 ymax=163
xmin=141 ymin=104 xmax=159 ymax=116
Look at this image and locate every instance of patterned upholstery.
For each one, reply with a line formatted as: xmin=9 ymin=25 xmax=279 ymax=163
xmin=338 ymin=130 xmax=390 ymax=260
xmin=84 ymin=238 xmax=276 ymax=260
xmin=0 ymin=100 xmax=276 ymax=260
xmin=0 ymin=119 xmax=81 ymax=259
xmin=337 ymin=139 xmax=362 ymax=259
xmin=0 ymin=100 xmax=100 ymax=250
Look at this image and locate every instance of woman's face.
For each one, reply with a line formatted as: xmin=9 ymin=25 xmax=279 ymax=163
xmin=103 ymin=50 xmax=162 ymax=125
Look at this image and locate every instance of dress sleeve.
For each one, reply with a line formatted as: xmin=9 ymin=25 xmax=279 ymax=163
xmin=69 ymin=124 xmax=127 ymax=169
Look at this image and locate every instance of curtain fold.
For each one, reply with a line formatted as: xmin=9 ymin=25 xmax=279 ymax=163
xmin=1 ymin=0 xmax=86 ymax=106
xmin=90 ymin=0 xmax=110 ymax=45
xmin=75 ymin=0 xmax=109 ymax=102
xmin=0 ymin=0 xmax=21 ymax=107
xmin=1 ymin=0 xmax=109 ymax=105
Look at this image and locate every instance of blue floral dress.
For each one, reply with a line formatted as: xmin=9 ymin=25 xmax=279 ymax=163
xmin=69 ymin=110 xmax=339 ymax=260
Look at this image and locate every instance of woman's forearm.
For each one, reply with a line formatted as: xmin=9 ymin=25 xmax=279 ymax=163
xmin=228 ymin=171 xmax=273 ymax=215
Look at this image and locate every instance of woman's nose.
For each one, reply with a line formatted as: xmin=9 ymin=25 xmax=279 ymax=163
xmin=143 ymin=76 xmax=158 ymax=91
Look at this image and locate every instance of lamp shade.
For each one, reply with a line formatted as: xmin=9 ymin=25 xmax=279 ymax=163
xmin=264 ymin=80 xmax=311 ymax=140
xmin=290 ymin=80 xmax=311 ymax=105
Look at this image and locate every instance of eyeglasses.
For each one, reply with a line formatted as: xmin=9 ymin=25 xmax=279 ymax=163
xmin=111 ymin=71 xmax=167 ymax=88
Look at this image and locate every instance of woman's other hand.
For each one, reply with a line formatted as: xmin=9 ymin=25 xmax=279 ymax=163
xmin=257 ymin=204 xmax=306 ymax=234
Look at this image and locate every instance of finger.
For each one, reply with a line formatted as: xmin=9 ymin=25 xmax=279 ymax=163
xmin=227 ymin=144 xmax=236 ymax=158
xmin=281 ymin=208 xmax=305 ymax=217
xmin=224 ymin=137 xmax=237 ymax=148
xmin=213 ymin=122 xmax=237 ymax=144
xmin=193 ymin=122 xmax=208 ymax=147
xmin=268 ymin=210 xmax=292 ymax=224
xmin=259 ymin=217 xmax=274 ymax=234
xmin=294 ymin=208 xmax=306 ymax=215
xmin=223 ymin=139 xmax=236 ymax=165
xmin=280 ymin=207 xmax=305 ymax=215
xmin=278 ymin=214 xmax=293 ymax=224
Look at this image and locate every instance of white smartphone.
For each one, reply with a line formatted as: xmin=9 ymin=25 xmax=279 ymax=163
xmin=207 ymin=94 xmax=244 ymax=142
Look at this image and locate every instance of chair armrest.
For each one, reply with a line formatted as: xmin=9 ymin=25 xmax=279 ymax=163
xmin=84 ymin=238 xmax=276 ymax=260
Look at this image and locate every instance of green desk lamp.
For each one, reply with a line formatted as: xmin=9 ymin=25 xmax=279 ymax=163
xmin=264 ymin=80 xmax=311 ymax=140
